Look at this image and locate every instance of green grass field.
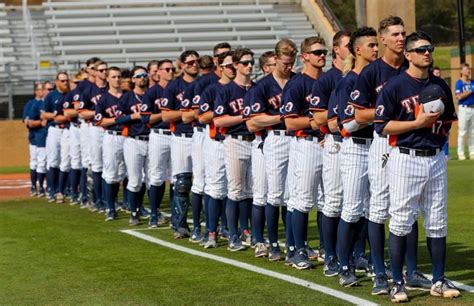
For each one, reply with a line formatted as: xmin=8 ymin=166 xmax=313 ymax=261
xmin=0 ymin=160 xmax=473 ymax=305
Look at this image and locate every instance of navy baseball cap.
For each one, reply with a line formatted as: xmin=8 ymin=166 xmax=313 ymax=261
xmin=419 ymin=84 xmax=446 ymax=104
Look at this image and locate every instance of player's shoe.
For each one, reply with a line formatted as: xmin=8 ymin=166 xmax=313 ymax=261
xmin=458 ymin=154 xmax=466 ymax=160
xmin=354 ymin=254 xmax=369 ymax=273
xmin=390 ymin=282 xmax=409 ymax=303
xmin=37 ymin=189 xmax=46 ymax=197
xmin=148 ymin=217 xmax=158 ymax=229
xmin=105 ymin=212 xmax=116 ymax=222
xmin=189 ymin=228 xmax=204 ymax=243
xmin=268 ymin=244 xmax=282 ymax=261
xmin=239 ymin=230 xmax=251 ymax=246
xmin=56 ymin=193 xmax=64 ymax=204
xmin=292 ymin=249 xmax=313 ymax=270
xmin=430 ymin=278 xmax=461 ymax=298
xmin=339 ymin=266 xmax=359 ymax=287
xmin=128 ymin=216 xmax=140 ymax=226
xmin=306 ymin=246 xmax=319 ymax=261
xmin=318 ymin=247 xmax=326 ymax=263
xmin=228 ymin=235 xmax=246 ymax=252
xmin=30 ymin=188 xmax=38 ymax=197
xmin=173 ymin=227 xmax=190 ymax=239
xmin=372 ymin=274 xmax=389 ymax=295
xmin=218 ymin=227 xmax=230 ymax=241
xmin=204 ymin=233 xmax=217 ymax=249
xmin=323 ymin=256 xmax=339 ymax=277
xmin=254 ymin=242 xmax=268 ymax=258
xmin=70 ymin=196 xmax=79 ymax=206
xmin=199 ymin=232 xmax=209 ymax=246
xmin=139 ymin=207 xmax=151 ymax=219
xmin=405 ymin=271 xmax=432 ymax=291
xmin=285 ymin=249 xmax=296 ymax=266
xmin=157 ymin=212 xmax=168 ymax=225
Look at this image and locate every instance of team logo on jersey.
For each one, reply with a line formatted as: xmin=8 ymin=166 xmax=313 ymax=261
xmin=73 ymin=94 xmax=80 ymax=102
xmin=251 ymin=103 xmax=261 ymax=112
xmin=79 ymin=102 xmax=85 ymax=109
xmin=94 ymin=113 xmax=103 ymax=122
xmin=375 ymin=105 xmax=385 ymax=117
xmin=284 ymin=102 xmax=294 ymax=112
xmin=181 ymin=99 xmax=190 ymax=108
xmin=215 ymin=105 xmax=225 ymax=115
xmin=193 ymin=95 xmax=200 ymax=105
xmin=243 ymin=106 xmax=251 ymax=117
xmin=310 ymin=95 xmax=320 ymax=106
xmin=344 ymin=104 xmax=355 ymax=116
xmin=375 ymin=83 xmax=385 ymax=93
xmin=350 ymin=90 xmax=360 ymax=101
xmin=200 ymin=103 xmax=210 ymax=112
xmin=154 ymin=99 xmax=161 ymax=106
xmin=63 ymin=101 xmax=69 ymax=108
xmin=332 ymin=105 xmax=338 ymax=114
xmin=140 ymin=104 xmax=148 ymax=112
xmin=161 ymin=98 xmax=169 ymax=107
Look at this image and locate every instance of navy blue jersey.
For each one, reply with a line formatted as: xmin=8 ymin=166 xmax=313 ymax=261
xmin=310 ymin=67 xmax=342 ymax=111
xmin=327 ymin=90 xmax=341 ymax=136
xmin=26 ymin=100 xmax=47 ymax=147
xmin=144 ymin=84 xmax=169 ymax=130
xmin=23 ymin=99 xmax=36 ymax=144
xmin=199 ymin=81 xmax=226 ymax=140
xmin=161 ymin=76 xmax=193 ymax=133
xmin=76 ymin=80 xmax=98 ymax=111
xmin=374 ymin=72 xmax=457 ymax=150
xmin=350 ymin=58 xmax=408 ymax=109
xmin=280 ymin=73 xmax=321 ymax=137
xmin=336 ymin=71 xmax=373 ymax=138
xmin=244 ymin=73 xmax=286 ymax=130
xmin=117 ymin=90 xmax=152 ymax=137
xmin=214 ymin=81 xmax=253 ymax=136
xmin=61 ymin=90 xmax=79 ymax=125
xmin=95 ymin=91 xmax=123 ymax=132
xmin=43 ymin=89 xmax=66 ymax=128
xmin=190 ymin=72 xmax=219 ymax=109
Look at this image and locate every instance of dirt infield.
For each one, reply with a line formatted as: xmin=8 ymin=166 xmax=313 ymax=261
xmin=0 ymin=173 xmax=31 ymax=200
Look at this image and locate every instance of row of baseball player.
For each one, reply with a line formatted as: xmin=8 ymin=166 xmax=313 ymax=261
xmin=23 ymin=16 xmax=461 ymax=303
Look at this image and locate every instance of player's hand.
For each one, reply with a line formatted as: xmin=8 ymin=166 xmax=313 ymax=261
xmin=415 ymin=104 xmax=441 ymax=128
xmin=131 ymin=112 xmax=141 ymax=120
xmin=41 ymin=120 xmax=47 ymax=127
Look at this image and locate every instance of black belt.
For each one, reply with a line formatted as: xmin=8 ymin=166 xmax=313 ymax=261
xmin=194 ymin=126 xmax=204 ymax=132
xmin=351 ymin=137 xmax=372 ymax=145
xmin=460 ymin=104 xmax=474 ymax=108
xmin=152 ymin=129 xmax=171 ymax=135
xmin=173 ymin=132 xmax=193 ymax=138
xmin=270 ymin=130 xmax=290 ymax=136
xmin=297 ymin=135 xmax=324 ymax=142
xmin=399 ymin=147 xmax=440 ymax=157
xmin=107 ymin=130 xmax=122 ymax=136
xmin=130 ymin=135 xmax=149 ymax=141
xmin=332 ymin=134 xmax=343 ymax=142
xmin=230 ymin=134 xmax=255 ymax=142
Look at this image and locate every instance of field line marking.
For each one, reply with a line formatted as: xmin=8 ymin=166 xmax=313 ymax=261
xmin=121 ymin=229 xmax=378 ymax=306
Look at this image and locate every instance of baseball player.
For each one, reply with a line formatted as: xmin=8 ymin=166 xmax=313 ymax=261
xmin=161 ymin=50 xmax=200 ymax=238
xmin=455 ymin=63 xmax=474 ymax=160
xmin=41 ymin=72 xmax=70 ymax=203
xmin=213 ymin=48 xmax=255 ymax=251
xmin=95 ymin=67 xmax=126 ymax=221
xmin=281 ymin=36 xmax=326 ymax=269
xmin=147 ymin=60 xmax=160 ymax=88
xmin=244 ymin=39 xmax=298 ymax=260
xmin=310 ymin=30 xmax=351 ymax=276
xmin=351 ymin=16 xmax=431 ymax=293
xmin=76 ymin=57 xmax=101 ymax=208
xmin=23 ymin=82 xmax=47 ymax=197
xmin=198 ymin=50 xmax=235 ymax=248
xmin=374 ymin=31 xmax=460 ymax=302
xmin=145 ymin=59 xmax=175 ymax=228
xmin=333 ymin=27 xmax=379 ymax=287
xmin=116 ymin=66 xmax=152 ymax=225
xmin=258 ymin=51 xmax=277 ymax=76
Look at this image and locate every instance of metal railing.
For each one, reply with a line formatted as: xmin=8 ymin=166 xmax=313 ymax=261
xmin=23 ymin=0 xmax=41 ymax=82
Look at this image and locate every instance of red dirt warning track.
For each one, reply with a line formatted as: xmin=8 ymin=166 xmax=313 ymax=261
xmin=0 ymin=173 xmax=31 ymax=200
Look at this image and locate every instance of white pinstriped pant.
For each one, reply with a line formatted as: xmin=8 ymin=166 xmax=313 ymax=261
xmin=170 ymin=134 xmax=193 ymax=177
xmin=287 ymin=137 xmax=323 ymax=213
xmin=102 ymin=133 xmax=126 ymax=184
xmin=123 ymin=137 xmax=148 ymax=192
xmin=69 ymin=125 xmax=82 ymax=170
xmin=46 ymin=126 xmax=62 ymax=169
xmin=368 ymin=132 xmax=392 ymax=224
xmin=203 ymin=135 xmax=227 ymax=200
xmin=322 ymin=134 xmax=343 ymax=218
xmin=251 ymin=135 xmax=267 ymax=207
xmin=285 ymin=137 xmax=297 ymax=212
xmin=90 ymin=126 xmax=104 ymax=172
xmin=340 ymin=137 xmax=370 ymax=223
xmin=29 ymin=144 xmax=46 ymax=174
xmin=147 ymin=130 xmax=171 ymax=186
xmin=59 ymin=128 xmax=71 ymax=172
xmin=263 ymin=132 xmax=290 ymax=206
xmin=79 ymin=122 xmax=91 ymax=168
xmin=223 ymin=136 xmax=253 ymax=201
xmin=388 ymin=148 xmax=447 ymax=238
xmin=191 ymin=128 xmax=206 ymax=194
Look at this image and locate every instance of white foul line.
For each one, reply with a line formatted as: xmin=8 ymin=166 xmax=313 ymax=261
xmin=121 ymin=229 xmax=378 ymax=306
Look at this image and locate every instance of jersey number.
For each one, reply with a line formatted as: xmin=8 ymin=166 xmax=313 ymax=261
xmin=431 ymin=120 xmax=443 ymax=135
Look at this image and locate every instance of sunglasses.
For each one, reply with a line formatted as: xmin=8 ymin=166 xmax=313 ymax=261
xmin=220 ymin=63 xmax=234 ymax=69
xmin=160 ymin=67 xmax=176 ymax=73
xmin=97 ymin=69 xmax=107 ymax=73
xmin=308 ymin=49 xmax=328 ymax=56
xmin=185 ymin=60 xmax=198 ymax=66
xmin=46 ymin=87 xmax=55 ymax=91
xmin=407 ymin=45 xmax=434 ymax=54
xmin=238 ymin=60 xmax=255 ymax=66
xmin=133 ymin=73 xmax=148 ymax=79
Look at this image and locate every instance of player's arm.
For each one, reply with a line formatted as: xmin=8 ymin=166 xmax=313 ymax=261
xmin=181 ymin=110 xmax=195 ymax=124
xmin=284 ymin=116 xmax=310 ymax=131
xmin=54 ymin=114 xmax=68 ymax=124
xmin=251 ymin=114 xmax=281 ymax=127
xmin=380 ymin=105 xmax=440 ymax=135
xmin=198 ymin=111 xmax=213 ymax=124
xmin=354 ymin=107 xmax=375 ymax=124
xmin=162 ymin=110 xmax=182 ymax=122
xmin=148 ymin=113 xmax=162 ymax=124
xmin=27 ymin=119 xmax=43 ymax=128
xmin=78 ymin=109 xmax=95 ymax=120
xmin=245 ymin=117 xmax=265 ymax=132
xmin=213 ymin=115 xmax=243 ymax=128
xmin=328 ymin=118 xmax=339 ymax=133
xmin=64 ymin=108 xmax=78 ymax=119
xmin=313 ymin=110 xmax=328 ymax=126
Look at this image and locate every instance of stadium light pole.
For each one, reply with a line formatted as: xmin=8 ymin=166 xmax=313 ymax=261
xmin=457 ymin=0 xmax=466 ymax=64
